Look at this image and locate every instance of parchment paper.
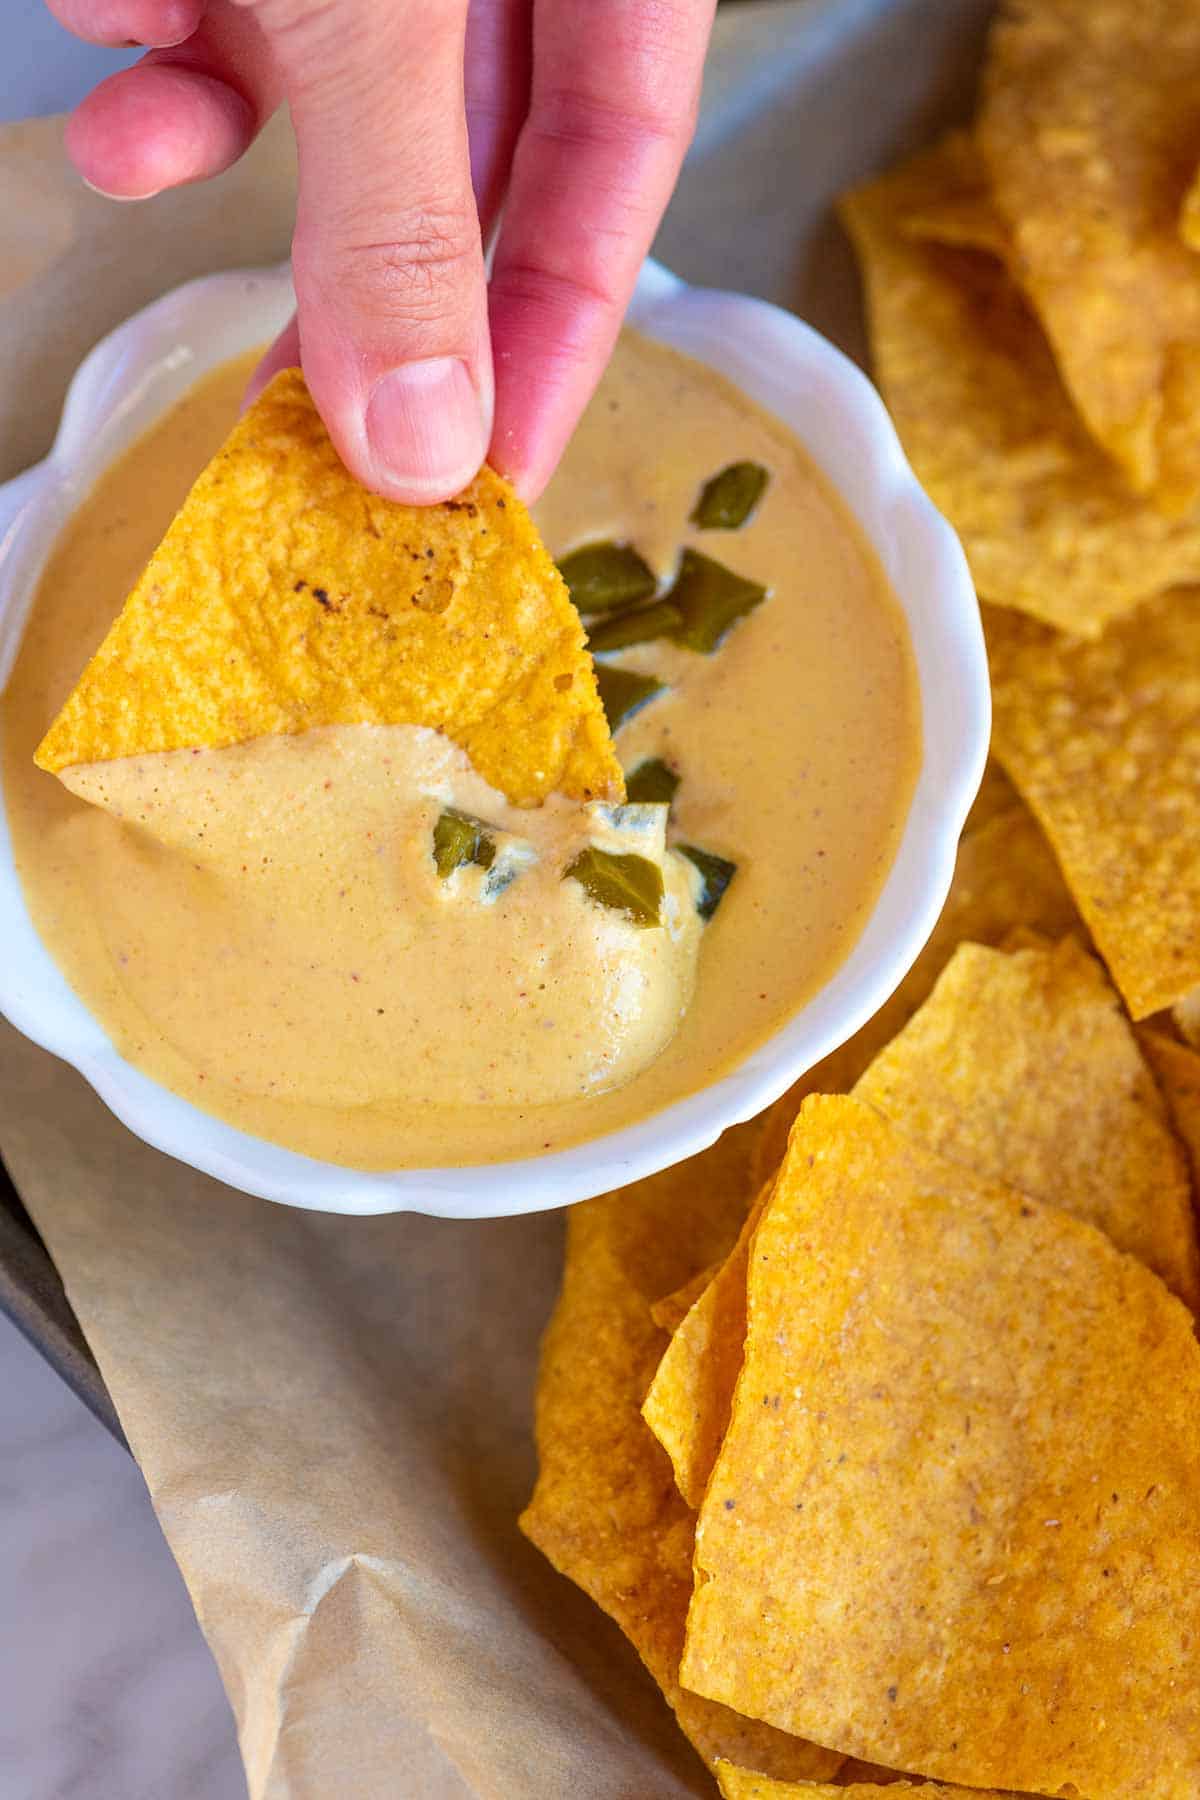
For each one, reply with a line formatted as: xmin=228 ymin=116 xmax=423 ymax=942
xmin=0 ymin=7 xmax=990 ymax=1795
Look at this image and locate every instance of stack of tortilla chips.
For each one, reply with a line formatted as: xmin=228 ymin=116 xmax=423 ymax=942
xmin=522 ymin=3 xmax=1200 ymax=1793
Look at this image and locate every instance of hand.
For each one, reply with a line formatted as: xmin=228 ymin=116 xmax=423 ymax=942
xmin=50 ymin=0 xmax=715 ymax=503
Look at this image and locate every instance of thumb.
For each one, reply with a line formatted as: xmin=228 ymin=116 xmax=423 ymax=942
xmin=258 ymin=0 xmax=492 ymax=502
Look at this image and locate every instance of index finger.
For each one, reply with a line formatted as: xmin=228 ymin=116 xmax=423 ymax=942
xmin=485 ymin=0 xmax=714 ymax=499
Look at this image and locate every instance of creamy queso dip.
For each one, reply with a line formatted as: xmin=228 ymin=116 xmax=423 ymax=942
xmin=2 ymin=334 xmax=920 ymax=1168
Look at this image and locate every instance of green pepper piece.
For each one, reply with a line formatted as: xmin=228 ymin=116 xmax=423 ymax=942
xmin=666 ymin=548 xmax=767 ymax=654
xmin=690 ymin=461 xmax=770 ymax=530
xmin=595 ymin=664 xmax=666 ymax=733
xmin=565 ymin=847 xmax=663 ymax=928
xmin=677 ymin=844 xmax=737 ymax=921
xmin=625 ymin=757 xmax=681 ymax=808
xmin=557 ymin=541 xmax=657 ymax=615
xmin=587 ymin=598 xmax=683 ymax=654
xmin=432 ymin=807 xmax=496 ymax=879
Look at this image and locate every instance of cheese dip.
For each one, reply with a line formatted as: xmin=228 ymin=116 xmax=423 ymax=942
xmin=1 ymin=333 xmax=920 ymax=1167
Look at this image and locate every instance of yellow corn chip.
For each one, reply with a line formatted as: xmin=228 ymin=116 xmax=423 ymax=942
xmin=1182 ymin=167 xmax=1200 ymax=255
xmin=751 ymin=805 xmax=1081 ymax=1189
xmin=987 ymin=592 xmax=1200 ymax=1019
xmin=643 ymin=1186 xmax=770 ymax=1510
xmin=1140 ymin=1029 xmax=1200 ymax=1192
xmin=960 ymin=759 xmax=1018 ymax=838
xmin=682 ymin=1095 xmax=1200 ymax=1799
xmin=650 ymin=932 xmax=1190 ymax=1516
xmin=856 ymin=939 xmax=1200 ymax=1305
xmin=840 ymin=139 xmax=1200 ymax=634
xmin=897 ymin=128 xmax=1011 ymax=260
xmin=717 ymin=1768 xmax=1016 ymax=1800
xmin=519 ymin=1122 xmax=841 ymax=1784
xmin=1175 ymin=987 xmax=1200 ymax=1046
xmin=650 ymin=1262 xmax=722 ymax=1336
xmin=35 ymin=370 xmax=622 ymax=808
xmin=979 ymin=0 xmax=1200 ymax=510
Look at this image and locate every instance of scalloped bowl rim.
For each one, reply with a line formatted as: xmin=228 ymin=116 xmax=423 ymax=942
xmin=0 ymin=259 xmax=988 ymax=1217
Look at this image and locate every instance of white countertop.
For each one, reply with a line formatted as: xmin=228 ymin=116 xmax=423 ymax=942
xmin=0 ymin=1308 xmax=246 ymax=1799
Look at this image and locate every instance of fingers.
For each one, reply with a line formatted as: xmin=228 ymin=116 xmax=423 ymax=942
xmin=487 ymin=0 xmax=714 ymax=498
xmin=44 ymin=0 xmax=204 ymax=47
xmin=465 ymin=0 xmax=532 ymax=240
xmin=272 ymin=0 xmax=492 ymax=502
xmin=64 ymin=1 xmax=280 ymax=198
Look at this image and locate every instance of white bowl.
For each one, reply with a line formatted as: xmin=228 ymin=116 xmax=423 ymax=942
xmin=0 ymin=260 xmax=988 ymax=1217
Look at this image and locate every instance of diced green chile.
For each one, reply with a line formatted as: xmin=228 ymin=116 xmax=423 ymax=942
xmin=690 ymin=461 xmax=770 ymax=530
xmin=433 ymin=807 xmax=496 ymax=879
xmin=557 ymin=541 xmax=657 ymax=614
xmin=666 ymin=548 xmax=768 ymax=653
xmin=625 ymin=758 xmax=681 ymax=808
xmin=595 ymin=664 xmax=666 ymax=733
xmin=586 ymin=598 xmax=683 ymax=654
xmin=565 ymin=847 xmax=664 ymax=928
xmin=677 ymin=844 xmax=737 ymax=921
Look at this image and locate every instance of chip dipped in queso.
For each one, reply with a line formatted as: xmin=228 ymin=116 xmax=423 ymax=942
xmin=1 ymin=332 xmax=920 ymax=1169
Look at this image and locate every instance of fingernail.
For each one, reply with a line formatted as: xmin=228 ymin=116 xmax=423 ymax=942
xmin=81 ymin=176 xmax=162 ymax=203
xmin=365 ymin=358 xmax=488 ymax=501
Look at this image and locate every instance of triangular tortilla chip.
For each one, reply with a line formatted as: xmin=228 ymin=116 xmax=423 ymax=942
xmin=840 ymin=139 xmax=1200 ymax=634
xmin=751 ymin=804 xmax=1082 ymax=1191
xmin=1140 ymin=1028 xmax=1200 ymax=1193
xmin=35 ymin=370 xmax=622 ymax=808
xmin=646 ymin=933 xmax=1195 ymax=1516
xmin=979 ymin=0 xmax=1200 ymax=510
xmin=855 ymin=938 xmax=1200 ymax=1305
xmin=650 ymin=1261 xmax=722 ymax=1336
xmin=519 ymin=1122 xmax=842 ymax=1784
xmin=987 ymin=590 xmax=1200 ymax=1019
xmin=643 ymin=1187 xmax=770 ymax=1510
xmin=682 ymin=1095 xmax=1200 ymax=1799
xmin=717 ymin=1767 xmax=1017 ymax=1800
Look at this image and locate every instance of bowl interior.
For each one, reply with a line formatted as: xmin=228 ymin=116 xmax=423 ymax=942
xmin=0 ymin=261 xmax=987 ymax=1216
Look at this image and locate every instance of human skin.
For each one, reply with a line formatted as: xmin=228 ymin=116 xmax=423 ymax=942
xmin=45 ymin=0 xmax=716 ymax=502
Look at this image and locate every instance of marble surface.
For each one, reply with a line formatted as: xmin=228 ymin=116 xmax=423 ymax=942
xmin=0 ymin=1307 xmax=246 ymax=1800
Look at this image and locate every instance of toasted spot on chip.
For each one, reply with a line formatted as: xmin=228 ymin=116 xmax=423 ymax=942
xmin=979 ymin=0 xmax=1200 ymax=510
xmin=840 ymin=138 xmax=1200 ymax=634
xmin=751 ymin=804 xmax=1082 ymax=1190
xmin=987 ymin=590 xmax=1200 ymax=1019
xmin=682 ymin=1095 xmax=1200 ymax=1797
xmin=856 ymin=938 xmax=1200 ymax=1305
xmin=34 ymin=370 xmax=622 ymax=808
xmin=643 ymin=1187 xmax=770 ymax=1509
xmin=716 ymin=1766 xmax=1017 ymax=1800
xmin=519 ymin=1122 xmax=841 ymax=1783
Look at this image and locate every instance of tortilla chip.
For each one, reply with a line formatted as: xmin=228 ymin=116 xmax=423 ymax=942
xmin=856 ymin=939 xmax=1200 ymax=1305
xmin=1140 ymin=1029 xmax=1200 ymax=1193
xmin=840 ymin=139 xmax=1200 ymax=634
xmin=682 ymin=1095 xmax=1200 ymax=1798
xmin=35 ymin=370 xmax=622 ymax=808
xmin=960 ymin=759 xmax=1018 ymax=837
xmin=651 ymin=1262 xmax=722 ymax=1336
xmin=1175 ymin=987 xmax=1200 ymax=1046
xmin=519 ymin=1121 xmax=841 ymax=1783
xmin=987 ymin=591 xmax=1200 ymax=1018
xmin=643 ymin=1187 xmax=770 ymax=1510
xmin=979 ymin=0 xmax=1200 ymax=510
xmin=1182 ymin=167 xmax=1200 ymax=255
xmin=897 ymin=128 xmax=1011 ymax=260
xmin=751 ymin=805 xmax=1081 ymax=1190
xmin=717 ymin=1770 xmax=1015 ymax=1800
